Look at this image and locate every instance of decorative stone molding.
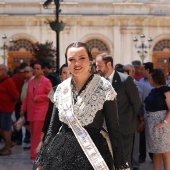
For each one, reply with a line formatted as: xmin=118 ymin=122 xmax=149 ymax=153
xmin=9 ymin=33 xmax=37 ymax=44
xmin=80 ymin=33 xmax=113 ymax=54
xmin=151 ymin=34 xmax=170 ymax=52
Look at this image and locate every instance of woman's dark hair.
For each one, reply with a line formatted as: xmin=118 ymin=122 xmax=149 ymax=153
xmin=150 ymin=69 xmax=166 ymax=86
xmin=59 ymin=63 xmax=68 ymax=75
xmin=34 ymin=61 xmax=45 ymax=69
xmin=115 ymin=63 xmax=124 ymax=73
xmin=143 ymin=62 xmax=153 ymax=73
xmin=65 ymin=42 xmax=93 ymax=62
xmin=43 ymin=61 xmax=52 ymax=69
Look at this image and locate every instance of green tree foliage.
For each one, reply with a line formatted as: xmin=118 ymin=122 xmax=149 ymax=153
xmin=30 ymin=41 xmax=56 ymax=66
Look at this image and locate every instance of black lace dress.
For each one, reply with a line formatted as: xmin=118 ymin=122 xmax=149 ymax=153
xmin=35 ymin=74 xmax=129 ymax=170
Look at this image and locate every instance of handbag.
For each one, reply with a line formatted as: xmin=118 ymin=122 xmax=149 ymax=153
xmin=14 ymin=116 xmax=25 ymax=131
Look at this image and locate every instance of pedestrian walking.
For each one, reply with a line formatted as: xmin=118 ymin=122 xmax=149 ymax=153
xmin=0 ymin=64 xmax=19 ymax=156
xmin=21 ymin=61 xmax=52 ymax=162
xmin=35 ymin=42 xmax=129 ymax=170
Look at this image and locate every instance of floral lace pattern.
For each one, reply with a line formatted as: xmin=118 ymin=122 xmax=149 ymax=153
xmin=145 ymin=110 xmax=170 ymax=153
xmin=54 ymin=74 xmax=117 ymax=126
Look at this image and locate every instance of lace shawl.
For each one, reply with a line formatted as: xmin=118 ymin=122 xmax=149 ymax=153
xmin=48 ymin=88 xmax=55 ymax=103
xmin=53 ymin=74 xmax=117 ymax=126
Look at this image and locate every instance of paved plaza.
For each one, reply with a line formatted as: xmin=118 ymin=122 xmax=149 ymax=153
xmin=0 ymin=141 xmax=155 ymax=170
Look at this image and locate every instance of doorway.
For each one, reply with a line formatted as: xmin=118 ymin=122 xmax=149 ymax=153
xmin=8 ymin=51 xmax=33 ymax=72
xmin=152 ymin=52 xmax=170 ymax=77
xmin=152 ymin=39 xmax=170 ymax=77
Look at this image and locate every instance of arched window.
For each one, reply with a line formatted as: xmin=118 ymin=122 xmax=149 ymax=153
xmin=9 ymin=39 xmax=33 ymax=52
xmin=153 ymin=39 xmax=170 ymax=52
xmin=86 ymin=39 xmax=109 ymax=52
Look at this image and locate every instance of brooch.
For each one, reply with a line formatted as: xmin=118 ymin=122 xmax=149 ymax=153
xmin=63 ymin=87 xmax=69 ymax=94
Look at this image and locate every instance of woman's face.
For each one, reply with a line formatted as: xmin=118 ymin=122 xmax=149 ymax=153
xmin=61 ymin=66 xmax=71 ymax=81
xmin=33 ymin=64 xmax=43 ymax=77
xmin=67 ymin=47 xmax=90 ymax=77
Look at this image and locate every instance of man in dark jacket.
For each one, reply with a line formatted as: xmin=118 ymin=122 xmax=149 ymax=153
xmin=96 ymin=53 xmax=141 ymax=169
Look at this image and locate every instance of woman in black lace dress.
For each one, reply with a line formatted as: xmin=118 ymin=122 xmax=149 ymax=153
xmin=35 ymin=42 xmax=129 ymax=170
xmin=144 ymin=69 xmax=170 ymax=170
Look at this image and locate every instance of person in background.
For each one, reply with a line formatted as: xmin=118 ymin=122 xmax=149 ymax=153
xmin=124 ymin=64 xmax=148 ymax=170
xmin=36 ymin=42 xmax=129 ymax=170
xmin=145 ymin=69 xmax=170 ymax=170
xmin=166 ymin=72 xmax=170 ymax=86
xmin=90 ymin=62 xmax=97 ymax=74
xmin=0 ymin=64 xmax=19 ymax=156
xmin=12 ymin=62 xmax=28 ymax=145
xmin=20 ymin=61 xmax=52 ymax=162
xmin=139 ymin=62 xmax=154 ymax=163
xmin=139 ymin=62 xmax=154 ymax=92
xmin=115 ymin=63 xmax=124 ymax=73
xmin=59 ymin=63 xmax=71 ymax=82
xmin=7 ymin=68 xmax=13 ymax=77
xmin=96 ymin=54 xmax=141 ymax=169
xmin=20 ymin=66 xmax=34 ymax=149
xmin=43 ymin=61 xmax=61 ymax=87
xmin=131 ymin=60 xmax=143 ymax=81
xmin=41 ymin=63 xmax=71 ymax=141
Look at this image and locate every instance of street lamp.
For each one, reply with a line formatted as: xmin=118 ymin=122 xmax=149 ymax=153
xmin=43 ymin=0 xmax=63 ymax=75
xmin=133 ymin=34 xmax=152 ymax=64
xmin=0 ymin=34 xmax=14 ymax=64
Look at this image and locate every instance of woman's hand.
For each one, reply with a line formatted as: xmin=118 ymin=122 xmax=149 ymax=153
xmin=137 ymin=121 xmax=145 ymax=133
xmin=40 ymin=132 xmax=44 ymax=141
xmin=36 ymin=165 xmax=42 ymax=170
xmin=156 ymin=122 xmax=167 ymax=129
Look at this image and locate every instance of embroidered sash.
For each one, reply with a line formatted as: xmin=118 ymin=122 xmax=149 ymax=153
xmin=62 ymin=82 xmax=109 ymax=170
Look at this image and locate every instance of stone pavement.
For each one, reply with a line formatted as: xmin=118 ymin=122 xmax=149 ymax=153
xmin=0 ymin=142 xmax=155 ymax=170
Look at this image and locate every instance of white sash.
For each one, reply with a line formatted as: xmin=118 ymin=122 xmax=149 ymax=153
xmin=62 ymin=84 xmax=109 ymax=170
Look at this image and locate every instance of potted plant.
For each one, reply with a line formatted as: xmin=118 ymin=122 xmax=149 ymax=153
xmin=45 ymin=19 xmax=65 ymax=32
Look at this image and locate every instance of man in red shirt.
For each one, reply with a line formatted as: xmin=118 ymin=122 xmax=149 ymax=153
xmin=0 ymin=64 xmax=19 ymax=156
xmin=132 ymin=60 xmax=143 ymax=81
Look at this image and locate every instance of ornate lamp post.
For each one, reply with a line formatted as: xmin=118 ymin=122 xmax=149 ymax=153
xmin=43 ymin=0 xmax=65 ymax=74
xmin=0 ymin=34 xmax=14 ymax=64
xmin=133 ymin=34 xmax=152 ymax=64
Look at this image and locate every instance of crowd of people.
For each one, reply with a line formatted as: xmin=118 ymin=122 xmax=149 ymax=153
xmin=0 ymin=41 xmax=170 ymax=170
xmin=0 ymin=61 xmax=70 ymax=160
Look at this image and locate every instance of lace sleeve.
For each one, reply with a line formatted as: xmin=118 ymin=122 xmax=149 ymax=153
xmin=103 ymin=100 xmax=129 ymax=169
xmin=35 ymin=106 xmax=62 ymax=166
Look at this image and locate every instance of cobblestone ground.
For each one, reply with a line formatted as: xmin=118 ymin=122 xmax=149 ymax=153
xmin=0 ymin=141 xmax=156 ymax=170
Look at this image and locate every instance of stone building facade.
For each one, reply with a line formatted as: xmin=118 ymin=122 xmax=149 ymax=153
xmin=0 ymin=0 xmax=170 ymax=75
